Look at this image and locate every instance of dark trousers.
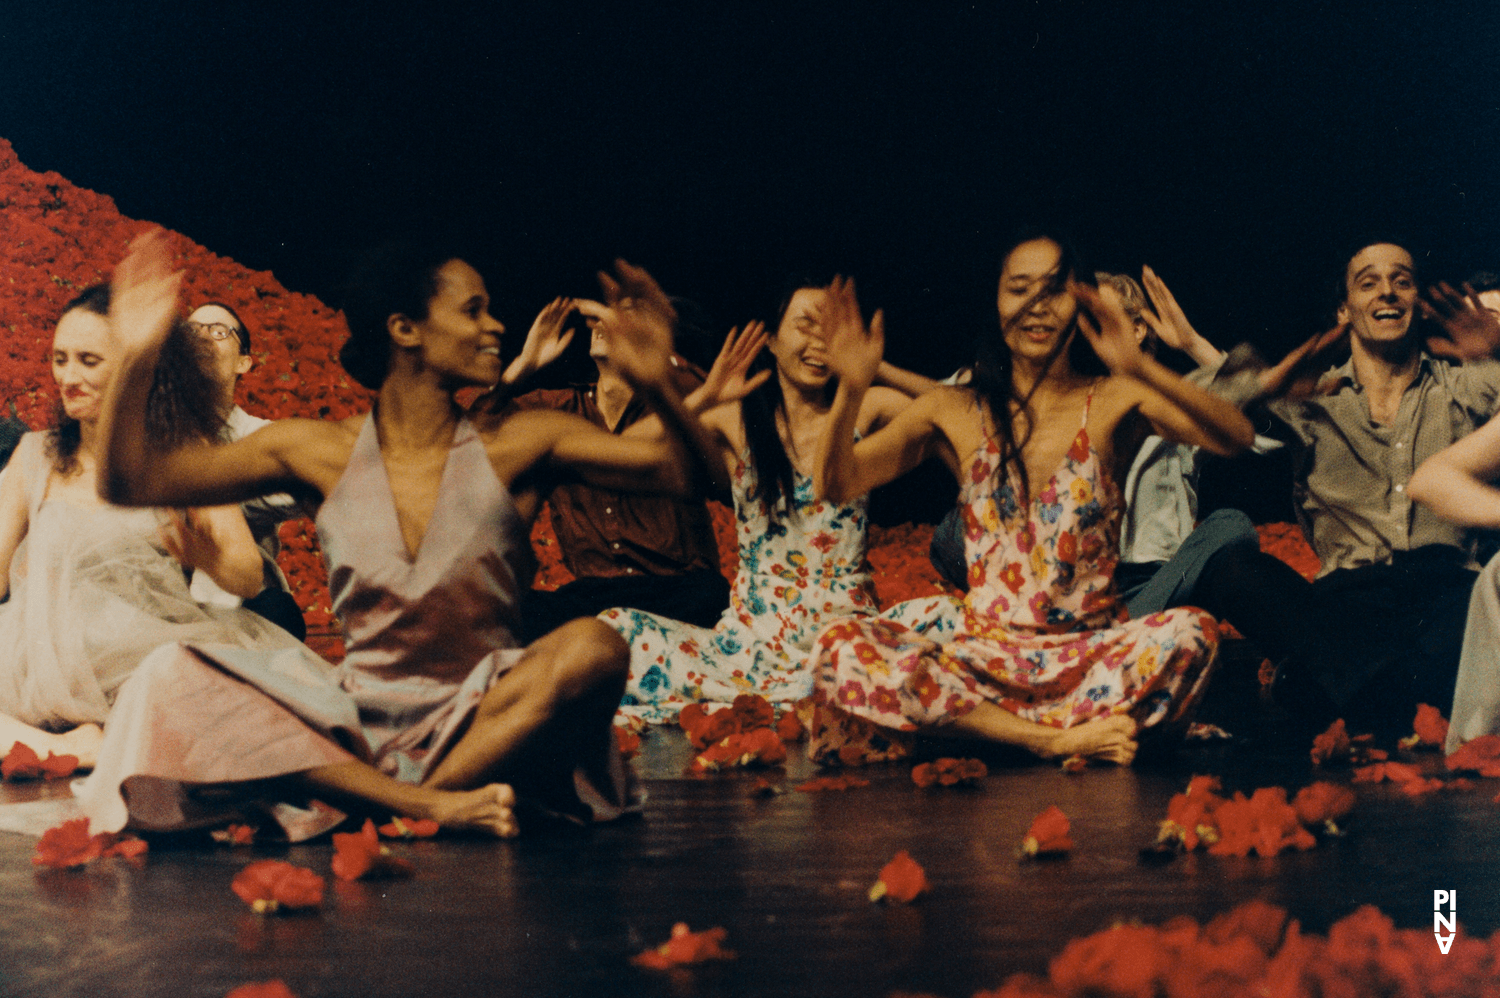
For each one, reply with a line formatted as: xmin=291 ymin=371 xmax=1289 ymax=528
xmin=521 ymin=568 xmax=731 ymax=645
xmin=243 ymin=586 xmax=308 ymax=643
xmin=1192 ymin=543 xmax=1477 ymax=737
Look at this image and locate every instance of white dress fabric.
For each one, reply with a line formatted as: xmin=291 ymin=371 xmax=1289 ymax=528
xmin=0 ymin=432 xmax=299 ymax=728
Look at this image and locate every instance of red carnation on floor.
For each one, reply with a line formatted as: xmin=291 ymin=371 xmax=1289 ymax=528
xmin=211 ymin=824 xmax=258 ymax=846
xmin=2 ymin=741 xmax=79 ymax=781
xmin=1019 ymin=805 xmax=1073 ymax=857
xmin=1310 ymin=718 xmax=1351 ymax=765
xmin=775 ymin=709 xmax=804 ymax=742
xmin=231 ymin=860 xmax=325 ymax=913
xmin=869 ymin=849 xmax=930 ymax=903
xmin=32 ymin=818 xmax=148 ymax=868
xmin=630 ymin=922 xmax=736 ymax=969
xmin=1208 ymin=787 xmax=1316 ymax=858
xmin=1156 ymin=774 xmax=1227 ymax=852
xmin=33 ymin=818 xmax=104 ymax=869
xmin=377 ymin=816 xmax=438 ymax=839
xmin=614 ymin=725 xmax=642 ymax=760
xmin=912 ymin=757 xmax=988 ymax=788
xmin=1292 ymin=781 xmax=1356 ymax=833
xmin=689 ymin=727 xmax=788 ymax=773
xmin=225 ymin=981 xmax=298 ymax=998
xmin=1446 ymin=733 xmax=1500 ymax=777
xmin=331 ymin=818 xmax=414 ymax=881
xmin=1399 ymin=703 xmax=1450 ymax=750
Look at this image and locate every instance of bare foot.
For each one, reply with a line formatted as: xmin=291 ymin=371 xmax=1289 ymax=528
xmin=425 ymin=783 xmax=519 ymax=838
xmin=1043 ymin=715 xmax=1139 ymax=766
xmin=55 ymin=724 xmax=104 ymax=770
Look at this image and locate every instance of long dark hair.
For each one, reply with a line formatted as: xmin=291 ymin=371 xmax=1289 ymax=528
xmin=741 ymin=277 xmax=836 ymax=518
xmin=969 ymin=227 xmax=1093 ymax=502
xmin=47 ymin=284 xmax=226 ymax=476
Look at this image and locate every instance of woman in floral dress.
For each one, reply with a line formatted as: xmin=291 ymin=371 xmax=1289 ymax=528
xmin=605 ymin=283 xmax=956 ymax=723
xmin=806 ymin=232 xmax=1256 ymax=766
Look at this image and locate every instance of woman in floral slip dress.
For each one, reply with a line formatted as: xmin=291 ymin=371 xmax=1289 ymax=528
xmin=603 ymin=282 xmax=956 ymax=723
xmin=805 ymin=232 xmax=1256 ymax=766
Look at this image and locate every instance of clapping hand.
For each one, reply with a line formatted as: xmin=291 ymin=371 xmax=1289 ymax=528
xmin=819 ymin=276 xmax=884 ymax=391
xmin=594 ymin=260 xmax=678 ymax=391
xmin=1073 ymin=280 xmax=1150 ymax=378
xmin=689 ymin=322 xmax=771 ymax=411
xmin=502 ymin=297 xmax=577 ymax=386
xmin=110 ymin=229 xmax=183 ymax=358
xmin=1422 ymin=282 xmax=1500 ymax=362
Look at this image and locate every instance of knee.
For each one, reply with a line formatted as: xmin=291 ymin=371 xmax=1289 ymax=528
xmin=1200 ymin=508 xmax=1258 ymax=547
xmin=544 ymin=618 xmax=629 ymax=704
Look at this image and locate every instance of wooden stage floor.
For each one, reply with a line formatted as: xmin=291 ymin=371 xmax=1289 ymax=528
xmin=1 ymin=680 xmax=1497 ymax=997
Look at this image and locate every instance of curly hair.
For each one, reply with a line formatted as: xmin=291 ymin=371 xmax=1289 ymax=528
xmin=47 ymin=285 xmax=226 ymax=476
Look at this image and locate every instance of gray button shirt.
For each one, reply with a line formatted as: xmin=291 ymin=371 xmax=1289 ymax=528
xmin=1269 ymin=355 xmax=1500 ymax=576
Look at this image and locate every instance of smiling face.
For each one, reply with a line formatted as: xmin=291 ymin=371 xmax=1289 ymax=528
xmin=52 ymin=307 xmax=115 ymax=423
xmin=1339 ymin=243 xmax=1418 ymax=345
xmin=769 ymin=287 xmax=833 ymax=390
xmin=997 ymin=238 xmax=1078 ymax=363
xmin=187 ymin=304 xmax=252 ymax=404
xmin=406 ymin=259 xmax=506 ymax=386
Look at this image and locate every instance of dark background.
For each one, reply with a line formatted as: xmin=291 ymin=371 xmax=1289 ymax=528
xmin=2 ymin=1 xmax=1498 ymax=517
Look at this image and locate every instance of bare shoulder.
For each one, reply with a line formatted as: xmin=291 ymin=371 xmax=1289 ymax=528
xmin=1089 ymin=374 xmax=1149 ymax=423
xmin=857 ymin=386 xmax=914 ymax=429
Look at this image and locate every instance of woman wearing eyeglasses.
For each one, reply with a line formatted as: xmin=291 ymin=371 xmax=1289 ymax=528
xmin=0 ymin=287 xmax=303 ymax=770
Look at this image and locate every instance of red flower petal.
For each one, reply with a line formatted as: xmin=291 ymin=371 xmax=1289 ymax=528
xmin=630 ymin=922 xmax=736 ymax=968
xmin=33 ymin=818 xmax=103 ymax=869
xmin=212 ymin=824 xmax=258 ymax=846
xmin=869 ymin=849 xmax=930 ymax=903
xmin=232 ymin=860 xmax=325 ymax=912
xmin=796 ymin=775 xmax=870 ymax=793
xmin=1020 ymin=805 xmax=1073 ymax=857
xmin=225 ymin=981 xmax=299 ymax=998
xmin=1310 ymin=718 xmax=1351 ymax=766
xmin=1291 ymin=781 xmax=1356 ymax=828
xmin=1446 ymin=734 xmax=1500 ymax=777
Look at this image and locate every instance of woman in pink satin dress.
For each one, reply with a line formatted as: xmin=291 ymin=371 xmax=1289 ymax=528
xmin=82 ymin=235 xmax=731 ymax=838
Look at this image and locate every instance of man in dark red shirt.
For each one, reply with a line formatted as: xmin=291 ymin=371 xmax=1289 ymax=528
xmin=513 ymin=309 xmax=730 ymax=643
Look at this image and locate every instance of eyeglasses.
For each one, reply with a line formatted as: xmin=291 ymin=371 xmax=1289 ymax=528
xmin=186 ymin=320 xmax=243 ymax=345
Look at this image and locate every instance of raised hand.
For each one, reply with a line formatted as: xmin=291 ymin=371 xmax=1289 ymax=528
xmin=595 ymin=260 xmax=677 ymax=391
xmin=109 ymin=229 xmax=183 ymax=357
xmin=1073 ymin=279 xmax=1150 ymax=378
xmin=689 ymin=322 xmax=771 ymax=411
xmin=1140 ymin=265 xmax=1219 ymax=366
xmin=819 ymin=276 xmax=884 ymax=391
xmin=1256 ymin=321 xmax=1349 ymax=400
xmin=502 ymin=296 xmax=576 ymax=386
xmin=1422 ymin=282 xmax=1500 ymax=361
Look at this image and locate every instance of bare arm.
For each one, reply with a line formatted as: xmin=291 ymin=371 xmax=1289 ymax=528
xmin=159 ymin=505 xmax=265 ymax=600
xmin=98 ymin=231 xmax=343 ymax=507
xmin=1074 ymin=281 xmax=1254 ymax=456
xmin=0 ymin=441 xmax=33 ymax=600
xmin=1409 ymin=416 xmax=1500 ymax=528
xmin=874 ymin=361 xmax=943 ymax=398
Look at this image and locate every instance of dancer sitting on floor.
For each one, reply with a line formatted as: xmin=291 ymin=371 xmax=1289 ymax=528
xmin=602 ymin=279 xmax=957 ymax=723
xmin=928 ymin=268 xmax=1270 ymax=620
xmin=80 ymin=234 xmax=729 ymax=839
xmin=0 ymin=284 xmax=296 ymax=770
xmin=805 ymin=230 xmax=1255 ymax=767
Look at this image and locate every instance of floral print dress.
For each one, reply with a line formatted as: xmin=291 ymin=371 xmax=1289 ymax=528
xmin=604 ymin=451 xmax=957 ymax=723
xmin=807 ymin=393 xmax=1219 ymax=763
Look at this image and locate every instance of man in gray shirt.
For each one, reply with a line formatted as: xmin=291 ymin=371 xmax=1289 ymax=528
xmin=1261 ymin=240 xmax=1500 ymax=737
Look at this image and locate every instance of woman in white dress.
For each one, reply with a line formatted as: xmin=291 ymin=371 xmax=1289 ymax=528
xmin=0 ymin=284 xmax=286 ymax=766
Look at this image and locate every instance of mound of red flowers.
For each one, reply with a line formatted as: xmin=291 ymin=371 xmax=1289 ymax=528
xmin=975 ymin=899 xmax=1500 ymax=998
xmin=679 ymin=694 xmax=805 ymax=773
xmin=1153 ymin=776 xmax=1355 ymax=858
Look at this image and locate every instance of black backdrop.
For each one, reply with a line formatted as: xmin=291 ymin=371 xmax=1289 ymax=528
xmin=3 ymin=1 xmax=1498 ymax=520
